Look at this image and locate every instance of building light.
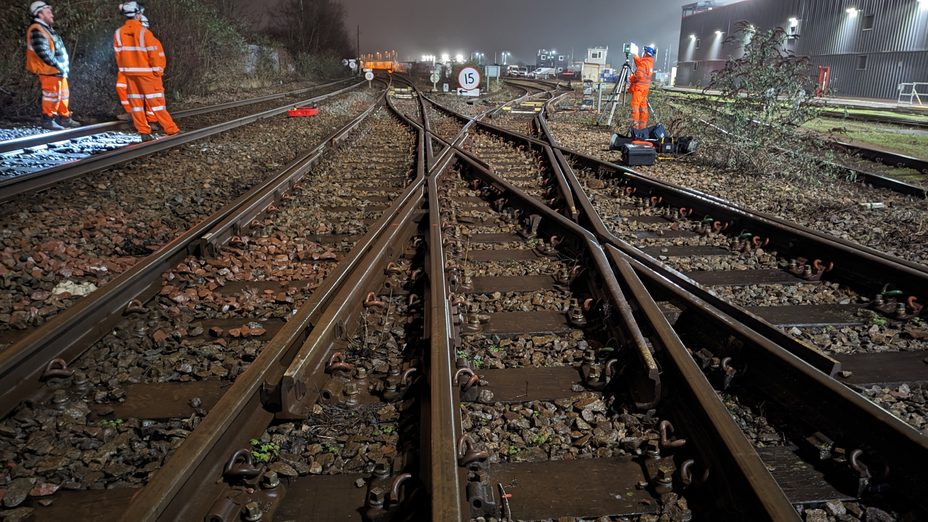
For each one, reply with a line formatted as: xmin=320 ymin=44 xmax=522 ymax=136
xmin=690 ymin=34 xmax=696 ymax=39
xmin=846 ymin=7 xmax=858 ymax=16
xmin=715 ymin=30 xmax=723 ymax=36
xmin=789 ymin=17 xmax=798 ymax=25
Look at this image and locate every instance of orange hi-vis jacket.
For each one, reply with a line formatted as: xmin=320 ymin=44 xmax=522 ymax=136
xmin=631 ymin=55 xmax=654 ymax=89
xmin=114 ymin=20 xmax=164 ymax=77
xmin=26 ymin=23 xmax=61 ymax=76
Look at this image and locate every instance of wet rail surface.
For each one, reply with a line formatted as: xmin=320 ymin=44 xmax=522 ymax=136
xmin=0 ymin=74 xmax=925 ymax=522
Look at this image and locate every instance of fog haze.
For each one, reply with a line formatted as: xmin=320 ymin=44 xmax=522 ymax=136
xmin=341 ymin=0 xmax=701 ymax=70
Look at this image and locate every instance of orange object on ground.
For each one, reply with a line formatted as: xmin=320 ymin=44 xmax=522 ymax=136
xmin=288 ymin=106 xmax=319 ymax=117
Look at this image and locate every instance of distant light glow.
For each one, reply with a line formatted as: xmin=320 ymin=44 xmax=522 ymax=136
xmin=689 ymin=34 xmax=696 ymax=39
xmin=846 ymin=7 xmax=858 ymax=16
xmin=789 ymin=17 xmax=798 ymax=25
xmin=441 ymin=53 xmax=450 ymax=62
xmin=455 ymin=54 xmax=464 ymax=62
xmin=715 ymin=30 xmax=723 ymax=36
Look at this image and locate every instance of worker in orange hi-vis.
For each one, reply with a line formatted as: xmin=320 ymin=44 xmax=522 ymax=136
xmin=25 ymin=2 xmax=80 ymax=130
xmin=114 ymin=2 xmax=178 ymax=142
xmin=629 ymin=46 xmax=655 ymax=130
xmin=115 ymin=15 xmax=156 ymax=124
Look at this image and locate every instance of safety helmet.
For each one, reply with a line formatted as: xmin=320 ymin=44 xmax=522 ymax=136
xmin=643 ymin=46 xmax=655 ymax=57
xmin=140 ymin=14 xmax=149 ymax=27
xmin=30 ymin=1 xmax=50 ymax=17
xmin=119 ymin=1 xmax=144 ymax=17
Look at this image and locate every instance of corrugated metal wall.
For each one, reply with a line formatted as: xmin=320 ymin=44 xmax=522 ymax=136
xmin=675 ymin=0 xmax=928 ymax=99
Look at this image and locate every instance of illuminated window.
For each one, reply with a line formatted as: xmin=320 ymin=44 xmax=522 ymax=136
xmin=857 ymin=55 xmax=868 ymax=70
xmin=863 ymin=13 xmax=875 ymax=30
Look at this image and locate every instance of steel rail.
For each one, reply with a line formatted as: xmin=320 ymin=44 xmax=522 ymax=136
xmin=531 ymin=111 xmax=928 ymax=513
xmin=0 ymin=81 xmax=363 ymax=203
xmin=448 ymin=144 xmax=794 ymax=520
xmin=119 ymin=87 xmax=436 ymax=521
xmin=128 ymin=181 xmax=428 ymax=522
xmin=0 ymin=78 xmax=354 ymax=155
xmin=609 ymin=244 xmax=928 ymax=513
xmin=532 ymin=113 xmax=841 ymax=374
xmin=0 ymin=85 xmax=384 ymax=421
xmin=556 ymin=144 xmax=928 ymax=299
xmin=275 ymin=87 xmax=428 ymax=419
xmin=427 ymin=153 xmax=467 ymax=522
xmin=667 ymin=99 xmax=928 ymax=198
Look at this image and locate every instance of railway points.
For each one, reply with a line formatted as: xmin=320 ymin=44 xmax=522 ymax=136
xmin=1 ymin=62 xmax=927 ymax=522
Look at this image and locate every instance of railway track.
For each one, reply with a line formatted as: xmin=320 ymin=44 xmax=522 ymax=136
xmin=0 ymin=79 xmax=362 ymax=199
xmin=0 ymin=84 xmax=379 ymax=355
xmin=425 ymin=78 xmax=928 ymax=519
xmin=0 ymin=74 xmax=925 ymax=521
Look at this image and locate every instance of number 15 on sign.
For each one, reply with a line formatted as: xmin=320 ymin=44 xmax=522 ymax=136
xmin=458 ymin=67 xmax=481 ymax=91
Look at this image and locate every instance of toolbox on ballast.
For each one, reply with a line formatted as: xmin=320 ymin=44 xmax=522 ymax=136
xmin=620 ymin=142 xmax=656 ymax=167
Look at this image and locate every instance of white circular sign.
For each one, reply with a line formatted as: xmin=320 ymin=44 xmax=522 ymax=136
xmin=364 ymin=71 xmax=374 ymax=81
xmin=349 ymin=62 xmax=357 ymax=70
xmin=458 ymin=67 xmax=481 ymax=90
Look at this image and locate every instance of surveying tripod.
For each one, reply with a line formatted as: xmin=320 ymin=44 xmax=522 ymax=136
xmin=596 ymin=57 xmax=632 ymax=127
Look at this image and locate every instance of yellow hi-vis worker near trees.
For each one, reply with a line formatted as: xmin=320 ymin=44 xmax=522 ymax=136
xmin=629 ymin=46 xmax=655 ymax=130
xmin=25 ymin=1 xmax=80 ymax=130
xmin=114 ymin=2 xmax=178 ymax=142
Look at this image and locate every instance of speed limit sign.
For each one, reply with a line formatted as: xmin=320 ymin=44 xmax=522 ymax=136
xmin=364 ymin=71 xmax=374 ymax=81
xmin=458 ymin=67 xmax=481 ymax=90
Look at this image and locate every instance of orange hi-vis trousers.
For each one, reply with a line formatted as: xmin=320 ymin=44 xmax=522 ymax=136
xmin=125 ymin=74 xmax=177 ymax=135
xmin=116 ymin=72 xmax=155 ymax=122
xmin=39 ymin=75 xmax=70 ymax=118
xmin=630 ymin=85 xmax=650 ymax=130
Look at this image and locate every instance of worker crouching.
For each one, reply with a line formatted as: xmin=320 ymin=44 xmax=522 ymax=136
xmin=114 ymin=2 xmax=179 ymax=142
xmin=629 ymin=46 xmax=655 ymax=130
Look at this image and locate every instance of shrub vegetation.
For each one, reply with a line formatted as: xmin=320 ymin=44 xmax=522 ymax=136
xmin=0 ymin=0 xmax=353 ymax=122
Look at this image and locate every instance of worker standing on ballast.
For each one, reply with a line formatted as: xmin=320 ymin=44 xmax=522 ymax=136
xmin=115 ymin=15 xmax=156 ymax=125
xmin=114 ymin=2 xmax=178 ymax=142
xmin=629 ymin=46 xmax=655 ymax=130
xmin=26 ymin=1 xmax=80 ymax=130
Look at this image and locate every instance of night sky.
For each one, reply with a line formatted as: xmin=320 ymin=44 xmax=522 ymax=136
xmin=341 ymin=0 xmax=703 ymax=71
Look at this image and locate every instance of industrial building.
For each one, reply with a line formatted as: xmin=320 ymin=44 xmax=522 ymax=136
xmin=675 ymin=0 xmax=928 ymax=100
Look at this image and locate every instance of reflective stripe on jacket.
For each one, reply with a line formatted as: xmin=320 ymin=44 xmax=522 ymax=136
xmin=631 ymin=55 xmax=654 ymax=87
xmin=26 ymin=22 xmax=63 ymax=76
xmin=114 ymin=20 xmax=162 ymax=75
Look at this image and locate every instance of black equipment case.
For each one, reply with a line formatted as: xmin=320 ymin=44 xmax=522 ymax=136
xmin=621 ymin=143 xmax=656 ymax=166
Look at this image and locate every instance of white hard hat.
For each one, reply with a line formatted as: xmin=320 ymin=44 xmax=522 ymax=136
xmin=140 ymin=14 xmax=149 ymax=27
xmin=119 ymin=1 xmax=144 ymax=17
xmin=30 ymin=1 xmax=50 ymax=17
